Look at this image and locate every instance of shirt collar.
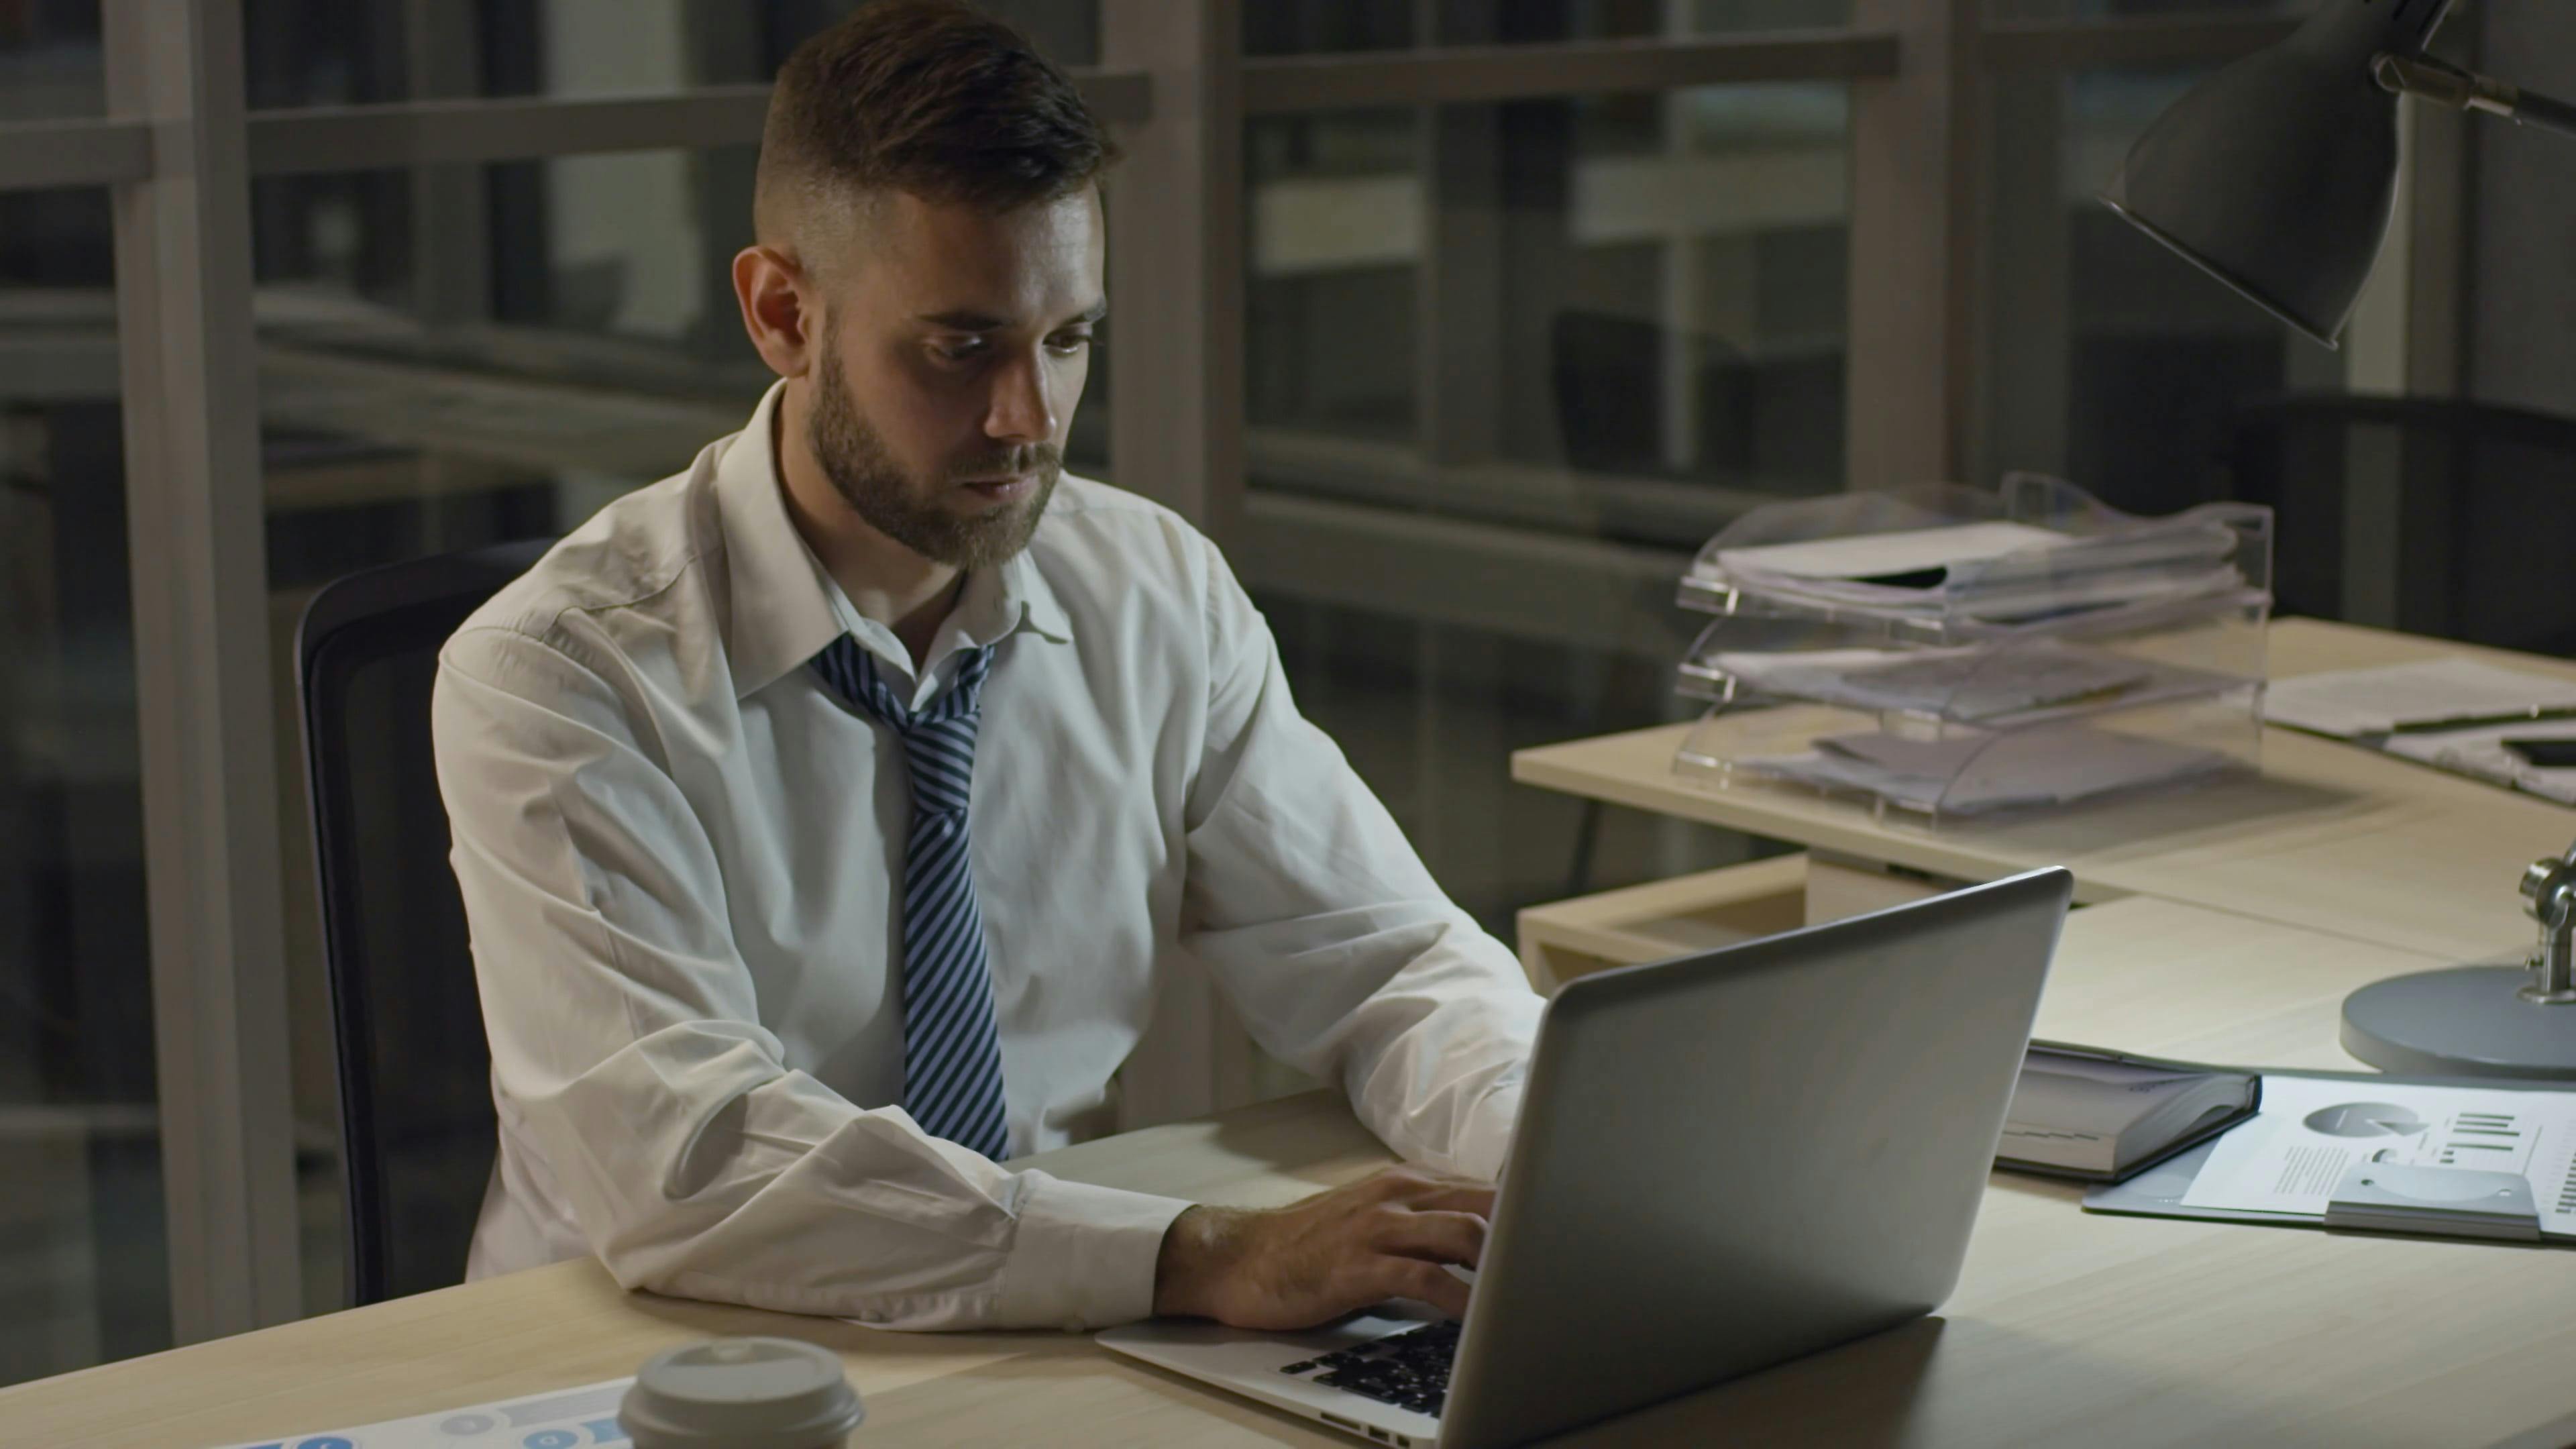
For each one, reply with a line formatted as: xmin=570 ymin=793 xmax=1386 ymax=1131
xmin=717 ymin=380 xmax=1074 ymax=700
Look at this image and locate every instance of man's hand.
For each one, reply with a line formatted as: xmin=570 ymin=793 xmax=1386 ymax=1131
xmin=1152 ymin=1166 xmax=1493 ymax=1328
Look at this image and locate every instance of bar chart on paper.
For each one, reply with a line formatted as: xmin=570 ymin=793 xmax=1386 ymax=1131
xmin=2182 ymin=1077 xmax=2576 ymax=1236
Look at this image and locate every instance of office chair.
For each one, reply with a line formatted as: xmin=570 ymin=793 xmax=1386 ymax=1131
xmin=2222 ymin=393 xmax=2576 ymax=658
xmin=295 ymin=537 xmax=553 ymax=1305
xmin=1551 ymin=310 xmax=1750 ymax=482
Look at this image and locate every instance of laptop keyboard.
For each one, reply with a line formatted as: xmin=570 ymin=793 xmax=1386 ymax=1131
xmin=1278 ymin=1320 xmax=1461 ymax=1419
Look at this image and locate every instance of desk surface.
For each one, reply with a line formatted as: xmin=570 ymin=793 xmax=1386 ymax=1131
xmin=1514 ymin=618 xmax=2576 ymax=961
xmin=7 ymin=898 xmax=2574 ymax=1448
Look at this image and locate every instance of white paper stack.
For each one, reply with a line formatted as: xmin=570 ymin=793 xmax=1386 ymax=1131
xmin=2264 ymin=658 xmax=2576 ymax=738
xmin=2384 ymin=723 xmax=2576 ymax=806
xmin=1691 ymin=640 xmax=2247 ymax=725
xmin=1670 ymin=479 xmax=2272 ymax=822
xmin=2265 ymin=659 xmax=2576 ymax=810
xmin=1738 ymin=726 xmax=2237 ymax=816
xmin=1695 ymin=519 xmax=2245 ymax=624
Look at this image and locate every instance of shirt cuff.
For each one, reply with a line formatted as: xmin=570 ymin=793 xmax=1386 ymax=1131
xmin=1449 ymin=1080 xmax=1526 ymax=1183
xmin=996 ymin=1171 xmax=1194 ymax=1332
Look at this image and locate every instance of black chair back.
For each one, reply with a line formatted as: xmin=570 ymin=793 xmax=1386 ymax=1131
xmin=2224 ymin=394 xmax=2576 ymax=657
xmin=295 ymin=537 xmax=553 ymax=1304
xmin=1550 ymin=310 xmax=1750 ymax=479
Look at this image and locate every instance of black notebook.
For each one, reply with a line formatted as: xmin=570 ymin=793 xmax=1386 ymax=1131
xmin=1997 ymin=1042 xmax=2259 ymax=1183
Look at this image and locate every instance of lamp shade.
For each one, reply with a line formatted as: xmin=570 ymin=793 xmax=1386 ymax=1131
xmin=2101 ymin=0 xmax=2451 ymax=348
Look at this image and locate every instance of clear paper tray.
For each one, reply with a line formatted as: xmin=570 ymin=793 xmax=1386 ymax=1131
xmin=1678 ymin=474 xmax=2274 ymax=644
xmin=1666 ymin=476 xmax=2271 ymax=824
xmin=1673 ymin=687 xmax=2264 ymax=822
xmin=1678 ymin=586 xmax=2269 ymax=728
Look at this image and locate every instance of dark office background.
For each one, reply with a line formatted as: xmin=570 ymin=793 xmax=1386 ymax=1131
xmin=7 ymin=0 xmax=2575 ymax=1384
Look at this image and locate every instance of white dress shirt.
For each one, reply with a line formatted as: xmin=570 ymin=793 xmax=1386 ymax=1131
xmin=431 ymin=380 xmax=1542 ymax=1332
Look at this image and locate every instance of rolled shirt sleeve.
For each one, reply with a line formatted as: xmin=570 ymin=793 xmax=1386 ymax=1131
xmin=1177 ymin=545 xmax=1545 ymax=1183
xmin=435 ymin=625 xmax=1188 ymax=1331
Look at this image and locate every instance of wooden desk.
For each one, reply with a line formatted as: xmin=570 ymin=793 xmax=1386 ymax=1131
xmin=7 ymin=898 xmax=2573 ymax=1448
xmin=1515 ymin=619 xmax=2576 ymax=961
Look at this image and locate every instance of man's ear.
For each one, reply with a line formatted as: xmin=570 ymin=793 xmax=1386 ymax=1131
xmin=732 ymin=244 xmax=816 ymax=379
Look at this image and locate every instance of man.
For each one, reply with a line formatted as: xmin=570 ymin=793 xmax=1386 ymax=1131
xmin=433 ymin=0 xmax=1542 ymax=1334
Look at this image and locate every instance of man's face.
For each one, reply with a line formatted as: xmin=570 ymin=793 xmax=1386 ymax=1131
xmin=803 ymin=186 xmax=1104 ymax=571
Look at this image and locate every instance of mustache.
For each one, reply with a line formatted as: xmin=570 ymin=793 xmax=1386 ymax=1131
xmin=946 ymin=444 xmax=1064 ymax=483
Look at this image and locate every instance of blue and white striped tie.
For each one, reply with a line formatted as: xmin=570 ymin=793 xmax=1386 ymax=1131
xmin=812 ymin=637 xmax=1012 ymax=1161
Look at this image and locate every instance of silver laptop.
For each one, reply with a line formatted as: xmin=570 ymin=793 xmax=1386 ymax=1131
xmin=1098 ymin=867 xmax=2072 ymax=1449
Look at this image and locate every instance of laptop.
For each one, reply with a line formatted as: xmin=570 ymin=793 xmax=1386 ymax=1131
xmin=1097 ymin=867 xmax=2073 ymax=1448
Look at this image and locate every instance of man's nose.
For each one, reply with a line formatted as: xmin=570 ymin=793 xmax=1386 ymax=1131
xmin=984 ymin=350 xmax=1058 ymax=444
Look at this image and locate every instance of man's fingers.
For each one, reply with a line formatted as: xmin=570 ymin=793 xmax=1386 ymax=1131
xmin=1373 ymin=1208 xmax=1487 ymax=1267
xmin=1358 ymin=1167 xmax=1495 ymax=1217
xmin=1360 ymin=1165 xmax=1460 ymax=1198
xmin=1382 ymin=1256 xmax=1472 ymax=1320
xmin=1404 ymin=1183 xmax=1496 ymax=1218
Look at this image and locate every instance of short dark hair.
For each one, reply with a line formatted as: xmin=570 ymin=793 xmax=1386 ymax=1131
xmin=755 ymin=0 xmax=1116 ymax=252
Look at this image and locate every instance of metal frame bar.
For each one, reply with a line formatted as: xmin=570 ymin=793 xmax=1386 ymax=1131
xmin=102 ymin=0 xmax=304 ymax=1344
xmin=2404 ymin=11 xmax=2479 ymax=399
xmin=0 ymin=119 xmax=155 ymax=189
xmin=0 ymin=73 xmax=1149 ymax=193
xmin=1101 ymin=0 xmax=1243 ymax=541
xmin=1098 ymin=0 xmax=1263 ymax=1126
xmin=399 ymin=0 xmax=494 ymax=327
xmin=1973 ymin=58 xmax=2073 ymax=484
xmin=246 ymin=86 xmax=771 ymax=175
xmin=242 ymin=70 xmax=1150 ymax=176
xmin=4 ymin=19 xmax=2319 ymax=193
xmin=1241 ymin=30 xmax=1899 ymax=113
xmin=1846 ymin=0 xmax=1983 ymax=488
xmin=1980 ymin=15 xmax=2302 ymax=73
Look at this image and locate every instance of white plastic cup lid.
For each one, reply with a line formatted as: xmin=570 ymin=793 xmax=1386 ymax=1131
xmin=619 ymin=1336 xmax=866 ymax=1449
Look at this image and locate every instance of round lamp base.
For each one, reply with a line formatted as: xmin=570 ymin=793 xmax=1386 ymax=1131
xmin=2341 ymin=966 xmax=2576 ymax=1080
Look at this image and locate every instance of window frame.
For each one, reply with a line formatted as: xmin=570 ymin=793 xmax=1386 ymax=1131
xmin=0 ymin=0 xmax=2450 ymax=1346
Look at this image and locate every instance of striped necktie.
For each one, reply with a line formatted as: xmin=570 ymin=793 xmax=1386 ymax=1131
xmin=810 ymin=636 xmax=1012 ymax=1161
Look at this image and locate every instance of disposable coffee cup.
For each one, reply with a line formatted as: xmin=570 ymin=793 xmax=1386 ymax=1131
xmin=619 ymin=1336 xmax=867 ymax=1449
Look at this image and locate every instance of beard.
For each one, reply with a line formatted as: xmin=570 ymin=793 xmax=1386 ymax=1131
xmin=806 ymin=339 xmax=1061 ymax=571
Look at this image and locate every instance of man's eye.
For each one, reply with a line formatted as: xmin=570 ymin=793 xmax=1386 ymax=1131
xmin=932 ymin=338 xmax=987 ymax=362
xmin=1046 ymin=331 xmax=1093 ymax=355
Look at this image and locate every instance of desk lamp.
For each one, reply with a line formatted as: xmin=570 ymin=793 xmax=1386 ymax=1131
xmin=2102 ymin=0 xmax=2575 ymax=350
xmin=2102 ymin=0 xmax=2576 ymax=1078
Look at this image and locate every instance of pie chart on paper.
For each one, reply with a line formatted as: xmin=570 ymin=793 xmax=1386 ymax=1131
xmin=2303 ymin=1102 xmax=2428 ymax=1138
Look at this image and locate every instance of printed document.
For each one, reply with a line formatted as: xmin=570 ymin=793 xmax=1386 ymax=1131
xmin=1743 ymin=725 xmax=2235 ymax=814
xmin=215 ymin=1378 xmax=632 ymax=1449
xmin=2381 ymin=719 xmax=2576 ymax=806
xmin=1703 ymin=643 xmax=2156 ymax=720
xmin=2180 ymin=1075 xmax=2576 ymax=1236
xmin=1714 ymin=523 xmax=2069 ymax=583
xmin=2264 ymin=659 xmax=2576 ymax=738
xmin=1705 ymin=521 xmax=2245 ymax=621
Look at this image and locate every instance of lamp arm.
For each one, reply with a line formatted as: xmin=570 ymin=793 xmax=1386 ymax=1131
xmin=2376 ymin=52 xmax=2576 ymax=142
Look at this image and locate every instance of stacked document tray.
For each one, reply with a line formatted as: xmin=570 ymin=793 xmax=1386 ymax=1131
xmin=1672 ymin=476 xmax=2273 ymax=823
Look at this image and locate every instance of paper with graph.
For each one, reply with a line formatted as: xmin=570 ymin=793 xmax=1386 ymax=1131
xmin=213 ymin=1378 xmax=633 ymax=1449
xmin=2180 ymin=1074 xmax=2576 ymax=1237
